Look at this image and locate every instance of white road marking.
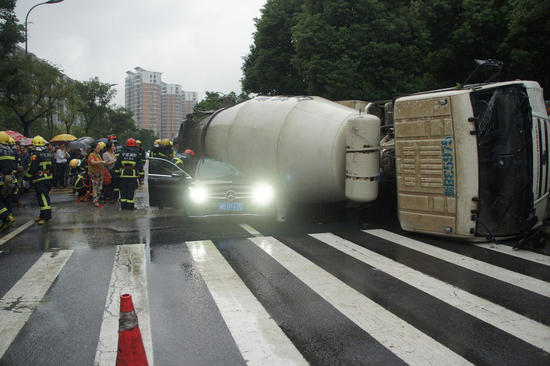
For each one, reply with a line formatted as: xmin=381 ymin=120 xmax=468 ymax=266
xmin=311 ymin=233 xmax=550 ymax=353
xmin=250 ymin=236 xmax=472 ymax=366
xmin=366 ymin=229 xmax=550 ymax=298
xmin=0 ymin=220 xmax=35 ymax=247
xmin=186 ymin=240 xmax=307 ymax=366
xmin=0 ymin=250 xmax=73 ymax=358
xmin=474 ymin=242 xmax=550 ymax=266
xmin=94 ymin=244 xmax=153 ymax=366
xmin=239 ymin=224 xmax=262 ymax=237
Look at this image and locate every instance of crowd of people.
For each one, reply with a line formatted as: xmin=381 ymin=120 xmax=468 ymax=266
xmin=0 ymin=132 xmax=150 ymax=229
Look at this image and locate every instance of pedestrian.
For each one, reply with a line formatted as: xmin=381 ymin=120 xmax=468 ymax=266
xmin=87 ymin=142 xmax=105 ymax=208
xmin=24 ymin=136 xmax=54 ymax=225
xmin=55 ymin=143 xmax=69 ymax=187
xmin=115 ymin=138 xmax=143 ymax=210
xmin=102 ymin=141 xmax=117 ymax=203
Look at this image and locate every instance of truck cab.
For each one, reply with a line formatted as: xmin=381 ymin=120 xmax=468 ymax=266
xmin=394 ymin=81 xmax=549 ymax=240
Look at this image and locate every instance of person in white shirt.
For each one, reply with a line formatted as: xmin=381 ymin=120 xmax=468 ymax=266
xmin=55 ymin=144 xmax=69 ymax=187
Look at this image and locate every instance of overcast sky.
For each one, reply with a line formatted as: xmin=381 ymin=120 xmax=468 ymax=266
xmin=15 ymin=0 xmax=267 ymax=106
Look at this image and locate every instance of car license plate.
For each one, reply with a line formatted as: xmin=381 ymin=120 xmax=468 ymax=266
xmin=219 ymin=202 xmax=244 ymax=212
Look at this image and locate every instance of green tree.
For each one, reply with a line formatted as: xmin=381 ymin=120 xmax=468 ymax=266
xmin=0 ymin=54 xmax=65 ymax=136
xmin=418 ymin=0 xmax=510 ymax=88
xmin=57 ymin=81 xmax=84 ymax=134
xmin=194 ymin=91 xmax=249 ymax=112
xmin=0 ymin=0 xmax=24 ymax=61
xmin=292 ymin=0 xmax=429 ymax=100
xmin=104 ymin=105 xmax=135 ymax=137
xmin=132 ymin=128 xmax=156 ymax=151
xmin=242 ymin=0 xmax=305 ymax=95
xmin=503 ymin=0 xmax=550 ymax=93
xmin=75 ymin=78 xmax=116 ymax=135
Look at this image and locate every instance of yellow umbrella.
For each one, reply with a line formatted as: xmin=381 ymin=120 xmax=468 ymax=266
xmin=49 ymin=134 xmax=77 ymax=143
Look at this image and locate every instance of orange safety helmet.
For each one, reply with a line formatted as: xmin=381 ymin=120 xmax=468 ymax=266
xmin=108 ymin=134 xmax=118 ymax=141
xmin=184 ymin=149 xmax=195 ymax=156
xmin=126 ymin=138 xmax=136 ymax=147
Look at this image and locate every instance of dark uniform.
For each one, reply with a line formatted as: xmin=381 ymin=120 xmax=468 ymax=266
xmin=25 ymin=144 xmax=54 ymax=222
xmin=115 ymin=145 xmax=143 ymax=210
xmin=112 ymin=143 xmax=123 ymax=199
xmin=0 ymin=143 xmax=16 ymax=227
xmin=158 ymin=145 xmax=184 ymax=170
xmin=149 ymin=144 xmax=160 ymax=158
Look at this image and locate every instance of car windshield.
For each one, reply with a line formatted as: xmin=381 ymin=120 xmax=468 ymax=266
xmin=196 ymin=159 xmax=240 ymax=180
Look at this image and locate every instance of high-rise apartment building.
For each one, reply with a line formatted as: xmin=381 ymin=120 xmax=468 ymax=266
xmin=125 ymin=67 xmax=197 ymax=139
xmin=162 ymin=83 xmax=183 ymax=140
xmin=183 ymin=91 xmax=198 ymax=117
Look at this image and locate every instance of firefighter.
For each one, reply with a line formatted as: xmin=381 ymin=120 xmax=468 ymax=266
xmin=158 ymin=138 xmax=184 ymax=169
xmin=0 ymin=132 xmax=16 ymax=229
xmin=25 ymin=136 xmax=54 ymax=225
xmin=136 ymin=140 xmax=146 ymax=162
xmin=150 ymin=139 xmax=161 ymax=158
xmin=108 ymin=134 xmax=122 ymax=201
xmin=182 ymin=149 xmax=196 ymax=173
xmin=70 ymin=158 xmax=89 ymax=201
xmin=115 ymin=138 xmax=143 ymax=210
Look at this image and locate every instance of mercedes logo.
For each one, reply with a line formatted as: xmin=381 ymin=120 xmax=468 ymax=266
xmin=225 ymin=190 xmax=236 ymax=200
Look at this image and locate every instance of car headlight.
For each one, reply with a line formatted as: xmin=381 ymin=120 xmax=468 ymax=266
xmin=252 ymin=183 xmax=274 ymax=205
xmin=189 ymin=186 xmax=208 ymax=204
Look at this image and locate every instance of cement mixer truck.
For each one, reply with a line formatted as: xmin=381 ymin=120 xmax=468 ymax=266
xmin=178 ymin=80 xmax=549 ymax=243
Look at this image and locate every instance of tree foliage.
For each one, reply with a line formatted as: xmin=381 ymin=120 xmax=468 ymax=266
xmin=193 ymin=91 xmax=249 ymax=112
xmin=0 ymin=54 xmax=65 ymax=136
xmin=242 ymin=0 xmax=550 ymax=100
xmin=75 ymin=79 xmax=116 ymax=135
xmin=0 ymin=0 xmax=23 ymax=61
xmin=242 ymin=0 xmax=305 ymax=95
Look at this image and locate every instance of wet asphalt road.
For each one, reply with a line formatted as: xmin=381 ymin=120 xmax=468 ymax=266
xmin=0 ymin=187 xmax=549 ymax=365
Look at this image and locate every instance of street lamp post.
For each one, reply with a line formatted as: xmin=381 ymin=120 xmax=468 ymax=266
xmin=25 ymin=0 xmax=65 ymax=55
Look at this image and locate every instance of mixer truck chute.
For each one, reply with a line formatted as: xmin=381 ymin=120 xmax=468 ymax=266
xmin=177 ymin=80 xmax=549 ymax=243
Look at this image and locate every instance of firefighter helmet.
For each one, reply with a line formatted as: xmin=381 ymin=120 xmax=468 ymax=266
xmin=8 ymin=137 xmax=15 ymax=146
xmin=136 ymin=139 xmax=142 ymax=145
xmin=126 ymin=138 xmax=136 ymax=147
xmin=69 ymin=159 xmax=80 ymax=169
xmin=108 ymin=134 xmax=117 ymax=141
xmin=184 ymin=149 xmax=195 ymax=156
xmin=32 ymin=135 xmax=47 ymax=146
xmin=161 ymin=138 xmax=171 ymax=147
xmin=0 ymin=132 xmax=9 ymax=145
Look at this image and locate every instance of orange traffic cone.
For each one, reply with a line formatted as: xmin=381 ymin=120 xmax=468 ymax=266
xmin=116 ymin=294 xmax=149 ymax=366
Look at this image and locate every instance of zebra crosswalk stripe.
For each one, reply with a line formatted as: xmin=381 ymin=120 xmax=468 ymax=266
xmin=250 ymin=236 xmax=473 ymax=366
xmin=365 ymin=229 xmax=550 ymax=298
xmin=474 ymin=242 xmax=550 ymax=267
xmin=311 ymin=232 xmax=550 ymax=353
xmin=0 ymin=250 xmax=73 ymax=359
xmin=94 ymin=244 xmax=153 ymax=366
xmin=186 ymin=240 xmax=308 ymax=366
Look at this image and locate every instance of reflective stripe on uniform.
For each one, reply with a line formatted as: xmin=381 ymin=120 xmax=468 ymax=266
xmin=40 ymin=193 xmax=51 ymax=210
